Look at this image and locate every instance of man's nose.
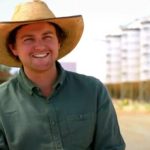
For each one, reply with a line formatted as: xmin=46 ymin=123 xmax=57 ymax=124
xmin=34 ymin=39 xmax=46 ymax=51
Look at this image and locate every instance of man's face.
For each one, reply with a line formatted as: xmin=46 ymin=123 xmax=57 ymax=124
xmin=10 ymin=22 xmax=60 ymax=72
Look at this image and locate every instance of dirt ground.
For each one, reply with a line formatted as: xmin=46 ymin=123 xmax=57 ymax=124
xmin=116 ymin=110 xmax=150 ymax=150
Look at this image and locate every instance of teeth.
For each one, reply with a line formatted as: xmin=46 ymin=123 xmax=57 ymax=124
xmin=33 ymin=53 xmax=48 ymax=58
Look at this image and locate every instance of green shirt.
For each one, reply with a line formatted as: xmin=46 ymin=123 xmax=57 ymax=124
xmin=0 ymin=62 xmax=125 ymax=150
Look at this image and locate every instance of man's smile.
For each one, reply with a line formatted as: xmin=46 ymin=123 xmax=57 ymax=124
xmin=32 ymin=52 xmax=49 ymax=58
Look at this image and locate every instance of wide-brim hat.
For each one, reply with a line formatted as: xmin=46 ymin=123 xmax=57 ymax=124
xmin=0 ymin=0 xmax=84 ymax=67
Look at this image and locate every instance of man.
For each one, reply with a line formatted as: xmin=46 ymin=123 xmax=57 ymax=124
xmin=0 ymin=0 xmax=125 ymax=149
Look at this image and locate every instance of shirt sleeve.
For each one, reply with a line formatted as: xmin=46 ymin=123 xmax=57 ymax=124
xmin=93 ymin=82 xmax=126 ymax=150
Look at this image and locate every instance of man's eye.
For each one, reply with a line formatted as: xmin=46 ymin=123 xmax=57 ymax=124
xmin=24 ymin=38 xmax=33 ymax=42
xmin=44 ymin=36 xmax=52 ymax=40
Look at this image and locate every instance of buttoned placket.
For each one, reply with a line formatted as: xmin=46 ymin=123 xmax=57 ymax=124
xmin=29 ymin=71 xmax=64 ymax=149
xmin=46 ymin=100 xmax=64 ymax=150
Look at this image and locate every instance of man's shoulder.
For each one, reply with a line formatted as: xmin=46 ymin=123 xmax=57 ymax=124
xmin=0 ymin=76 xmax=17 ymax=96
xmin=0 ymin=77 xmax=19 ymax=114
xmin=65 ymin=71 xmax=104 ymax=87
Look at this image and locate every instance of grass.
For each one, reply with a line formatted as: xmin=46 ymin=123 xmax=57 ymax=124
xmin=113 ymin=99 xmax=150 ymax=113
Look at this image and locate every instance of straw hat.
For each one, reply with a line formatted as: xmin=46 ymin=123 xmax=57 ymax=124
xmin=0 ymin=0 xmax=84 ymax=67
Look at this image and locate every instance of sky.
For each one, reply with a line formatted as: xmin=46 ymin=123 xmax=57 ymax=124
xmin=0 ymin=0 xmax=150 ymax=82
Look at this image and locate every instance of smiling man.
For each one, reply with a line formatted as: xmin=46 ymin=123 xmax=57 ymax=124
xmin=11 ymin=23 xmax=60 ymax=72
xmin=8 ymin=22 xmax=61 ymax=96
xmin=0 ymin=0 xmax=125 ymax=150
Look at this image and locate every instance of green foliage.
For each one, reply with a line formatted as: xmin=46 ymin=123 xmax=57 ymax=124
xmin=114 ymin=99 xmax=150 ymax=112
xmin=0 ymin=65 xmax=11 ymax=72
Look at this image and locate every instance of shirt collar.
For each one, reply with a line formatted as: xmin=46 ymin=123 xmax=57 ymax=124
xmin=53 ymin=61 xmax=66 ymax=89
xmin=17 ymin=67 xmax=37 ymax=95
xmin=17 ymin=61 xmax=66 ymax=95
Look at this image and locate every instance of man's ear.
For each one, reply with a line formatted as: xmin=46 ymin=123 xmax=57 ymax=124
xmin=58 ymin=42 xmax=61 ymax=50
xmin=8 ymin=44 xmax=18 ymax=56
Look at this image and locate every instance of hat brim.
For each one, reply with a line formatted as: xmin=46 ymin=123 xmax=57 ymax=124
xmin=0 ymin=15 xmax=84 ymax=67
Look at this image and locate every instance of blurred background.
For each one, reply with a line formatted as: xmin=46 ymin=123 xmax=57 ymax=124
xmin=0 ymin=0 xmax=150 ymax=150
xmin=1 ymin=0 xmax=150 ymax=101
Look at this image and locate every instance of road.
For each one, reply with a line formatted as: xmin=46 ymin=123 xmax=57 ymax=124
xmin=117 ymin=111 xmax=150 ymax=150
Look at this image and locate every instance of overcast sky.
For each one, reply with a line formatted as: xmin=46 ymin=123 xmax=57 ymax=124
xmin=0 ymin=0 xmax=150 ymax=82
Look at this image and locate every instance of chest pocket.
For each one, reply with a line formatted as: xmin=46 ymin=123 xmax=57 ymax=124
xmin=60 ymin=112 xmax=96 ymax=148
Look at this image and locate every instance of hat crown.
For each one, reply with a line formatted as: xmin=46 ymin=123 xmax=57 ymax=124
xmin=0 ymin=0 xmax=84 ymax=67
xmin=12 ymin=0 xmax=55 ymax=21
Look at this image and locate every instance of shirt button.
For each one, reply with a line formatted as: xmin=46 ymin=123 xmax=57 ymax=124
xmin=51 ymin=121 xmax=56 ymax=125
xmin=79 ymin=114 xmax=83 ymax=119
xmin=56 ymin=141 xmax=63 ymax=149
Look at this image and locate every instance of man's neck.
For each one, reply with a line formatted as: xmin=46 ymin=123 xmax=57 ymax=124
xmin=23 ymin=65 xmax=58 ymax=97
